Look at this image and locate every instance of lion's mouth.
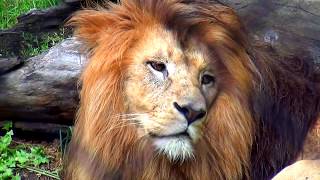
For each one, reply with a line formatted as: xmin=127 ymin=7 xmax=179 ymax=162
xmin=149 ymin=131 xmax=190 ymax=139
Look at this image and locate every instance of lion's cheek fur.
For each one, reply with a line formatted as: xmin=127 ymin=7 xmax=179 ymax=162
xmin=206 ymin=92 xmax=254 ymax=178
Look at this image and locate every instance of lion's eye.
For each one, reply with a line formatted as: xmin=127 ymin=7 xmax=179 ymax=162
xmin=146 ymin=61 xmax=166 ymax=72
xmin=201 ymin=74 xmax=215 ymax=85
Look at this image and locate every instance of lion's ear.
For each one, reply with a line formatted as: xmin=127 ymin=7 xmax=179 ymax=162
xmin=66 ymin=10 xmax=111 ymax=48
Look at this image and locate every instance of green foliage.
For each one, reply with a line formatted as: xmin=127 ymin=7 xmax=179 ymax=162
xmin=0 ymin=0 xmax=60 ymax=29
xmin=21 ymin=31 xmax=66 ymax=58
xmin=0 ymin=121 xmax=60 ymax=179
xmin=2 ymin=121 xmax=12 ymax=131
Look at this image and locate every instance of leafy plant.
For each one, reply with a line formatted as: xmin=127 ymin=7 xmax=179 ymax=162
xmin=2 ymin=121 xmax=12 ymax=131
xmin=0 ymin=121 xmax=60 ymax=179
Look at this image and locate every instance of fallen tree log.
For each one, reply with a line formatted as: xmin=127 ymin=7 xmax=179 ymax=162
xmin=224 ymin=0 xmax=320 ymax=62
xmin=0 ymin=0 xmax=319 ymax=125
xmin=0 ymin=57 xmax=22 ymax=75
xmin=11 ymin=1 xmax=80 ymax=33
xmin=0 ymin=38 xmax=85 ymax=125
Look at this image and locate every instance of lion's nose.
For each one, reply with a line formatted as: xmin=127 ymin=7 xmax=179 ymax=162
xmin=173 ymin=102 xmax=206 ymax=125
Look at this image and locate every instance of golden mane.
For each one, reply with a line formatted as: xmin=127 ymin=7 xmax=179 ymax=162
xmin=64 ymin=1 xmax=320 ymax=179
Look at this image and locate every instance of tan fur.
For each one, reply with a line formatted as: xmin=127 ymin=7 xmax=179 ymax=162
xmin=272 ymin=160 xmax=320 ymax=180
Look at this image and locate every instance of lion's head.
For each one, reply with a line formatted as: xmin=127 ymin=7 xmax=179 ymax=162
xmin=125 ymin=29 xmax=220 ymax=158
xmin=64 ymin=0 xmax=320 ymax=180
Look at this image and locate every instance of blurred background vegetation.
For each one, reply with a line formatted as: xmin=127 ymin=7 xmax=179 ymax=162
xmin=0 ymin=0 xmax=60 ymax=29
xmin=0 ymin=0 xmax=71 ymax=59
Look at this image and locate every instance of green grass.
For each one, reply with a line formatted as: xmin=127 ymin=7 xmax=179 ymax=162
xmin=21 ymin=30 xmax=66 ymax=58
xmin=0 ymin=121 xmax=60 ymax=180
xmin=0 ymin=0 xmax=60 ymax=29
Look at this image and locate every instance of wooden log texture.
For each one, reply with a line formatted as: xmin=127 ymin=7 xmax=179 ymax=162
xmin=0 ymin=38 xmax=86 ymax=124
xmin=224 ymin=0 xmax=320 ymax=63
xmin=0 ymin=0 xmax=319 ymax=124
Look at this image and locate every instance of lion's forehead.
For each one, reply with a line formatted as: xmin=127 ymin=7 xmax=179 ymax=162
xmin=138 ymin=27 xmax=209 ymax=61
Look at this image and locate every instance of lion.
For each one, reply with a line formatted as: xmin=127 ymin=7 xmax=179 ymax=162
xmin=64 ymin=0 xmax=320 ymax=179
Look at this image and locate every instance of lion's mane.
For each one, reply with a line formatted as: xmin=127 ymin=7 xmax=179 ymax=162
xmin=64 ymin=0 xmax=320 ymax=179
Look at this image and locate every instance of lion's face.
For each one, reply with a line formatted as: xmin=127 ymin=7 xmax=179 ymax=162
xmin=124 ymin=27 xmax=218 ymax=161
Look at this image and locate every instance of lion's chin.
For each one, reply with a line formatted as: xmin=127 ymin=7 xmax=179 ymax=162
xmin=153 ymin=136 xmax=194 ymax=162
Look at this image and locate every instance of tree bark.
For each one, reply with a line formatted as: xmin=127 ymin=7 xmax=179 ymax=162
xmin=0 ymin=38 xmax=85 ymax=125
xmin=223 ymin=0 xmax=320 ymax=63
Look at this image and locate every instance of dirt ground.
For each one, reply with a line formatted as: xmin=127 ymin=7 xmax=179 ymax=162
xmin=13 ymin=138 xmax=62 ymax=180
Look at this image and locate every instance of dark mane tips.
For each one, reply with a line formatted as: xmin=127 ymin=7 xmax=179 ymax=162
xmin=250 ymin=50 xmax=320 ymax=179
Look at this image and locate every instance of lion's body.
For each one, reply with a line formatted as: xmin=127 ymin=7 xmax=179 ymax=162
xmin=64 ymin=0 xmax=320 ymax=180
xmin=272 ymin=160 xmax=320 ymax=180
